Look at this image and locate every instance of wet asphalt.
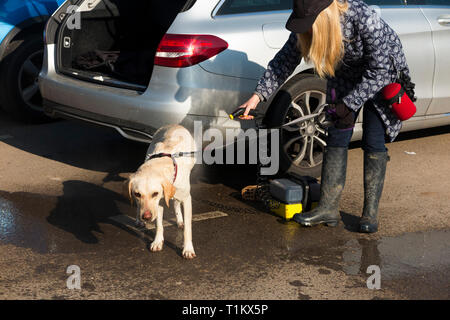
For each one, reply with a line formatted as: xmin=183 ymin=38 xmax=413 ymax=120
xmin=0 ymin=109 xmax=449 ymax=300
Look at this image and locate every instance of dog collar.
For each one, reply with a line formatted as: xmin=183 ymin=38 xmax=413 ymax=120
xmin=145 ymin=151 xmax=198 ymax=183
xmin=145 ymin=153 xmax=178 ymax=183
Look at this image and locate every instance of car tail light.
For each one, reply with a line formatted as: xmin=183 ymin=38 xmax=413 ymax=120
xmin=154 ymin=34 xmax=228 ymax=68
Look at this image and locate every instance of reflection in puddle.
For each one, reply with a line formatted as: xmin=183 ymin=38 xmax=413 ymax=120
xmin=283 ymin=225 xmax=449 ymax=283
xmin=342 ymin=230 xmax=450 ymax=279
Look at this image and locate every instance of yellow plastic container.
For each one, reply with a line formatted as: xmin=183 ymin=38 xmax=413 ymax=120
xmin=268 ymin=199 xmax=303 ymax=220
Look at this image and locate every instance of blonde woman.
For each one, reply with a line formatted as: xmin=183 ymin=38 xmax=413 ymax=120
xmin=239 ymin=0 xmax=414 ymax=233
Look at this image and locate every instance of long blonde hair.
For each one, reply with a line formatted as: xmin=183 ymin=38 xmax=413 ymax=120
xmin=297 ymin=0 xmax=348 ymax=78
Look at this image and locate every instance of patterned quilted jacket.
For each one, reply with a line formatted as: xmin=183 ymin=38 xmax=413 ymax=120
xmin=255 ymin=0 xmax=411 ymax=141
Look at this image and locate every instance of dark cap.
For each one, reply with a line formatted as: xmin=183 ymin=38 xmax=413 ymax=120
xmin=286 ymin=0 xmax=334 ymax=33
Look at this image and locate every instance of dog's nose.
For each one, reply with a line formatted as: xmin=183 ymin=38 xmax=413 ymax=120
xmin=142 ymin=211 xmax=152 ymax=220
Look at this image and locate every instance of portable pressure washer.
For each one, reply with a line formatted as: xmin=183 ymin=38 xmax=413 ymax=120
xmin=266 ymin=174 xmax=320 ymax=220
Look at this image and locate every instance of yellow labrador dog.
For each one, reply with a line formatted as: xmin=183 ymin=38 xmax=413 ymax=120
xmin=128 ymin=125 xmax=197 ymax=259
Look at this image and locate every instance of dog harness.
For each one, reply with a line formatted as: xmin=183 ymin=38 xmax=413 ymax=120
xmin=145 ymin=152 xmax=197 ymax=183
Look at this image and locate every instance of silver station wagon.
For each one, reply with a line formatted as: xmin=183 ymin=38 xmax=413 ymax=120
xmin=39 ymin=0 xmax=450 ymax=177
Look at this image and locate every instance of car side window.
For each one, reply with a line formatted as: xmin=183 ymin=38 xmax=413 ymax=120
xmin=363 ymin=0 xmax=405 ymax=5
xmin=216 ymin=0 xmax=292 ymax=15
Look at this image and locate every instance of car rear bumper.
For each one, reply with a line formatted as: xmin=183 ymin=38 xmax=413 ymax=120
xmin=42 ymin=99 xmax=155 ymax=143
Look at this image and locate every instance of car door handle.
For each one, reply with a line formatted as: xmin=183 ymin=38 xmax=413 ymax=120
xmin=438 ymin=15 xmax=450 ymax=26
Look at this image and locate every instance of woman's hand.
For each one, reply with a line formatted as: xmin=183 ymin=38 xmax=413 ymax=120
xmin=238 ymin=94 xmax=261 ymax=117
xmin=325 ymin=102 xmax=355 ymax=129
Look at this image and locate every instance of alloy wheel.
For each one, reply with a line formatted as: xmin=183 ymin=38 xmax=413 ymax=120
xmin=281 ymin=90 xmax=328 ymax=171
xmin=18 ymin=49 xmax=44 ymax=111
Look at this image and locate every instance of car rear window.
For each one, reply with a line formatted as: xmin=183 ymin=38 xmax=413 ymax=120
xmin=216 ymin=0 xmax=292 ymax=15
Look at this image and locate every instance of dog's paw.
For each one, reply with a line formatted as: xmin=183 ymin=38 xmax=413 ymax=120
xmin=150 ymin=240 xmax=164 ymax=252
xmin=182 ymin=245 xmax=196 ymax=259
xmin=177 ymin=221 xmax=184 ymax=229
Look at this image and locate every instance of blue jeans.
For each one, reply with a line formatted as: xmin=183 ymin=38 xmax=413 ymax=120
xmin=326 ymin=101 xmax=388 ymax=153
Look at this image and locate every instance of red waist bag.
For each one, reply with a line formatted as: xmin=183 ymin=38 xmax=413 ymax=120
xmin=382 ymin=83 xmax=416 ymax=121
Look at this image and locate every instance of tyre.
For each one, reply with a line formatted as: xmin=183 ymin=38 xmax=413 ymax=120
xmin=266 ymin=73 xmax=328 ymax=178
xmin=0 ymin=34 xmax=50 ymax=122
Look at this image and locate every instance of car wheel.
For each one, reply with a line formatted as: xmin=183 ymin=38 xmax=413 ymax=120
xmin=0 ymin=34 xmax=50 ymax=122
xmin=266 ymin=74 xmax=328 ymax=178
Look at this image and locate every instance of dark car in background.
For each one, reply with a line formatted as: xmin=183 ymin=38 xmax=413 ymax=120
xmin=0 ymin=0 xmax=64 ymax=121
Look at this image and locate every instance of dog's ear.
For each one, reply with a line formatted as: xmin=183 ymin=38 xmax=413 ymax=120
xmin=125 ymin=175 xmax=134 ymax=205
xmin=162 ymin=180 xmax=176 ymax=208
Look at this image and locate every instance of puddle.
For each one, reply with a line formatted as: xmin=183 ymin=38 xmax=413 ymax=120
xmin=0 ymin=186 xmax=136 ymax=254
xmin=0 ymin=192 xmax=67 ymax=254
xmin=283 ymin=226 xmax=450 ymax=281
xmin=342 ymin=230 xmax=450 ymax=280
xmin=0 ymin=198 xmax=18 ymax=238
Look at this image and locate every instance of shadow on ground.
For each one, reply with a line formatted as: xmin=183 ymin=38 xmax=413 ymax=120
xmin=0 ymin=109 xmax=148 ymax=175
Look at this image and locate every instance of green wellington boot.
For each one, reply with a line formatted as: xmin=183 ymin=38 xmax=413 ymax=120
xmin=359 ymin=151 xmax=389 ymax=233
xmin=293 ymin=147 xmax=348 ymax=227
